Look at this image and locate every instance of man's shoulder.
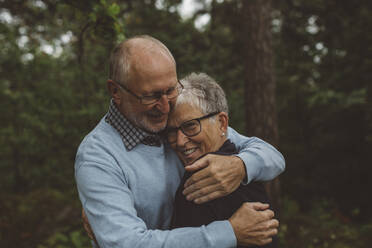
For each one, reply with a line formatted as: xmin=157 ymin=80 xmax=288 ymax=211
xmin=75 ymin=117 xmax=123 ymax=168
xmin=81 ymin=117 xmax=118 ymax=145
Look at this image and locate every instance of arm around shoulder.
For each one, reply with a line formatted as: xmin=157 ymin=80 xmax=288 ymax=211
xmin=227 ymin=127 xmax=285 ymax=184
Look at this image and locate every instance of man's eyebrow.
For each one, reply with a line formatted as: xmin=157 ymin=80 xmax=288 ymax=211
xmin=143 ymin=83 xmax=177 ymax=95
xmin=142 ymin=89 xmax=165 ymax=96
xmin=142 ymin=91 xmax=160 ymax=96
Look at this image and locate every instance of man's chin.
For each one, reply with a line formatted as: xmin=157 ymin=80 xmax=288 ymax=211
xmin=141 ymin=119 xmax=167 ymax=133
xmin=145 ymin=116 xmax=168 ymax=133
xmin=126 ymin=111 xmax=167 ymax=133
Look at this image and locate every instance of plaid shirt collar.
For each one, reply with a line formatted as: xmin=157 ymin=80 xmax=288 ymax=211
xmin=105 ymin=100 xmax=162 ymax=150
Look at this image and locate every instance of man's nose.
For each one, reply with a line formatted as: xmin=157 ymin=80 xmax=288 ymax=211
xmin=155 ymin=95 xmax=170 ymax=114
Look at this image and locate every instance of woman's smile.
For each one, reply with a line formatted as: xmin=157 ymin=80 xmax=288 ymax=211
xmin=167 ymin=103 xmax=225 ymax=166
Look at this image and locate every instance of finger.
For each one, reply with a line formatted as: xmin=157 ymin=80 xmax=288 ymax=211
xmin=262 ymin=209 xmax=275 ymax=220
xmin=82 ymin=221 xmax=89 ymax=231
xmin=254 ymin=227 xmax=278 ymax=239
xmin=183 ymin=176 xmax=216 ymax=195
xmin=254 ymin=219 xmax=279 ymax=232
xmin=270 ymin=219 xmax=279 ymax=229
xmin=82 ymin=217 xmax=88 ymax=225
xmin=268 ymin=226 xmax=279 ymax=236
xmin=250 ymin=202 xmax=270 ymax=211
xmin=185 ymin=182 xmax=222 ymax=201
xmin=83 ymin=222 xmax=95 ymax=240
xmin=246 ymin=208 xmax=274 ymax=224
xmin=184 ymin=166 xmax=214 ymax=188
xmin=184 ymin=155 xmax=210 ymax=172
xmin=87 ymin=231 xmax=95 ymax=240
xmin=82 ymin=210 xmax=89 ymax=225
xmin=253 ymin=209 xmax=274 ymax=223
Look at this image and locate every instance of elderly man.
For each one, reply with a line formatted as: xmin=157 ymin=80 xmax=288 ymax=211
xmin=75 ymin=35 xmax=285 ymax=247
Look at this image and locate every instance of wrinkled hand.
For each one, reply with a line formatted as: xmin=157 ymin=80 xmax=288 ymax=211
xmin=82 ymin=209 xmax=98 ymax=245
xmin=183 ymin=154 xmax=245 ymax=204
xmin=229 ymin=202 xmax=279 ymax=246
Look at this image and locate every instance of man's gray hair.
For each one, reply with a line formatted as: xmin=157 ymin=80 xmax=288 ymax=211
xmin=109 ymin=35 xmax=175 ymax=86
xmin=177 ymin=73 xmax=229 ymax=117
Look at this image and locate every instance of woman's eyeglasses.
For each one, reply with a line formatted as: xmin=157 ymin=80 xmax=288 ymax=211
xmin=165 ymin=112 xmax=220 ymax=143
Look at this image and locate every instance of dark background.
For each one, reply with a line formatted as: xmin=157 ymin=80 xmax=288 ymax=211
xmin=1 ymin=0 xmax=371 ymax=247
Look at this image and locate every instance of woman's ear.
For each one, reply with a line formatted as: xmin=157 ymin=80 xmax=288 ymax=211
xmin=107 ymin=80 xmax=121 ymax=105
xmin=217 ymin=112 xmax=229 ymax=133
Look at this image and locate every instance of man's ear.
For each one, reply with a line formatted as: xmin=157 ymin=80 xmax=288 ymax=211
xmin=107 ymin=80 xmax=121 ymax=105
xmin=217 ymin=112 xmax=229 ymax=133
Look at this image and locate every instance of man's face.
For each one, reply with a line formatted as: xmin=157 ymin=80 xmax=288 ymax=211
xmin=117 ymin=51 xmax=178 ymax=133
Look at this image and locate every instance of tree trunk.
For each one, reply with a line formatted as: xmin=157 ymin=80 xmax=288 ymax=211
xmin=242 ymin=0 xmax=281 ymax=214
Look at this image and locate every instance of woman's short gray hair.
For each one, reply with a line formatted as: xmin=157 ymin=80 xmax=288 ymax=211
xmin=177 ymin=73 xmax=229 ymax=117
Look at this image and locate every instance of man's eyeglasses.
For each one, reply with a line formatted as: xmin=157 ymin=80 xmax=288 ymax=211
xmin=112 ymin=79 xmax=184 ymax=105
xmin=165 ymin=112 xmax=220 ymax=144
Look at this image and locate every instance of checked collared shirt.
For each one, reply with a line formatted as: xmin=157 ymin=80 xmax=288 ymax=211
xmin=105 ymin=100 xmax=161 ymax=150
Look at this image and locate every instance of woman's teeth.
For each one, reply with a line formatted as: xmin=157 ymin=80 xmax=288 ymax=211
xmin=183 ymin=148 xmax=196 ymax=155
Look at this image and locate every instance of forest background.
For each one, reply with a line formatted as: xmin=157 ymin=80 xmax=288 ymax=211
xmin=1 ymin=0 xmax=371 ymax=247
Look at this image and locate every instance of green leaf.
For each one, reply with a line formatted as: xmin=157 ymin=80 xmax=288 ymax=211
xmin=108 ymin=3 xmax=120 ymax=17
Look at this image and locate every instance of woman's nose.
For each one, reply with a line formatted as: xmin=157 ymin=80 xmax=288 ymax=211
xmin=176 ymin=129 xmax=189 ymax=147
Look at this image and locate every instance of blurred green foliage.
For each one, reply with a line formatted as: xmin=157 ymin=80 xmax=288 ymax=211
xmin=279 ymin=197 xmax=372 ymax=248
xmin=0 ymin=0 xmax=371 ymax=247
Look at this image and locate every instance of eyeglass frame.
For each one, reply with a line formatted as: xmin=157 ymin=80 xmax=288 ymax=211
xmin=165 ymin=111 xmax=221 ymax=143
xmin=111 ymin=79 xmax=184 ymax=105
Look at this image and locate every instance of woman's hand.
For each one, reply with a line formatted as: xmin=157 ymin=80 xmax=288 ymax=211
xmin=82 ymin=209 xmax=98 ymax=245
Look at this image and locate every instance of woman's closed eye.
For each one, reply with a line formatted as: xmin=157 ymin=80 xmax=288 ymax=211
xmin=182 ymin=121 xmax=199 ymax=133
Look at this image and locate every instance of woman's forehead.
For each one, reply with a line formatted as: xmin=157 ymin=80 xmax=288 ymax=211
xmin=169 ymin=103 xmax=203 ymax=125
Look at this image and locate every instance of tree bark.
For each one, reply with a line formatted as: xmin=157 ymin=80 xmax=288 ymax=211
xmin=242 ymin=0 xmax=281 ymax=214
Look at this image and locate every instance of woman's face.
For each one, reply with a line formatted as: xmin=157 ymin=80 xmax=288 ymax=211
xmin=167 ymin=103 xmax=227 ymax=165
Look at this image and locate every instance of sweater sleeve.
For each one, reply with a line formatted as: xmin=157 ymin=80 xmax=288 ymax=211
xmin=75 ymin=160 xmax=236 ymax=248
xmin=226 ymin=127 xmax=285 ymax=184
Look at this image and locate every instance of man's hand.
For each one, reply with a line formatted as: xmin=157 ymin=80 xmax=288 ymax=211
xmin=229 ymin=202 xmax=279 ymax=246
xmin=183 ymin=154 xmax=246 ymax=204
xmin=82 ymin=209 xmax=98 ymax=245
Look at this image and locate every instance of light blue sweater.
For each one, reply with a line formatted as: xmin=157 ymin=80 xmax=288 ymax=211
xmin=75 ymin=117 xmax=285 ymax=248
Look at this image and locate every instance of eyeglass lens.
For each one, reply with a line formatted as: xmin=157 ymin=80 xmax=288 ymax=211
xmin=141 ymin=84 xmax=182 ymax=104
xmin=166 ymin=119 xmax=201 ymax=143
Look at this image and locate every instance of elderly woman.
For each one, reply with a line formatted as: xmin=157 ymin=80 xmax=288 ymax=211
xmin=165 ymin=73 xmax=277 ymax=248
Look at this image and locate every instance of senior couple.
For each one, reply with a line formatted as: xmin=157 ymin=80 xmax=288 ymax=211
xmin=75 ymin=35 xmax=285 ymax=247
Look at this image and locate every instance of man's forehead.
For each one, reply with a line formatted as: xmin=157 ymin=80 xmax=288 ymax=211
xmin=132 ymin=49 xmax=173 ymax=67
xmin=127 ymin=38 xmax=174 ymax=63
xmin=128 ymin=54 xmax=176 ymax=88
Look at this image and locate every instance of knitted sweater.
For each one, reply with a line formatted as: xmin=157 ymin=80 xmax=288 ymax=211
xmin=75 ymin=117 xmax=285 ymax=247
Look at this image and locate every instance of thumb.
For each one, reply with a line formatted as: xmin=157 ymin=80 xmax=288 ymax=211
xmin=184 ymin=156 xmax=209 ymax=172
